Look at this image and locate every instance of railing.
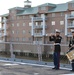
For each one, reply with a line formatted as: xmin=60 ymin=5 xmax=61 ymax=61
xmin=67 ymin=14 xmax=74 ymax=19
xmin=67 ymin=23 xmax=74 ymax=28
xmin=34 ymin=33 xmax=43 ymax=37
xmin=33 ymin=17 xmax=47 ymax=21
xmin=0 ymin=42 xmax=72 ymax=69
xmin=34 ymin=25 xmax=47 ymax=29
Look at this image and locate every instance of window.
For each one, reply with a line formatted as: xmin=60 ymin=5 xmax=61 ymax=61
xmin=29 ymin=37 xmax=31 ymax=41
xmin=29 ymin=15 xmax=33 ymax=18
xmin=16 ymin=31 xmax=19 ymax=34
xmin=22 ymin=38 xmax=26 ymax=41
xmin=11 ymin=37 xmax=14 ymax=41
xmin=52 ymin=13 xmax=55 ymax=17
xmin=41 ymin=22 xmax=43 ymax=25
xmin=41 ymin=7 xmax=46 ymax=10
xmin=60 ymin=29 xmax=64 ymax=33
xmin=61 ymin=12 xmax=64 ymax=16
xmin=51 ymin=29 xmax=55 ymax=33
xmin=72 ymin=3 xmax=74 ymax=7
xmin=60 ymin=21 xmax=64 ymax=25
xmin=16 ymin=37 xmax=19 ymax=41
xmin=11 ymin=10 xmax=14 ymax=13
xmin=17 ymin=23 xmax=19 ymax=27
xmin=17 ymin=16 xmax=20 ymax=19
xmin=12 ymin=23 xmax=14 ymax=27
xmin=41 ymin=14 xmax=45 ymax=18
xmin=36 ymin=22 xmax=38 ymax=26
xmin=51 ymin=21 xmax=55 ymax=25
xmin=23 ymin=16 xmax=25 ymax=19
xmin=12 ymin=16 xmax=14 ymax=19
xmin=23 ymin=30 xmax=25 ymax=34
xmin=12 ymin=31 xmax=14 ymax=34
xmin=23 ymin=23 xmax=25 ymax=26
xmin=71 ymin=11 xmax=74 ymax=16
xmin=29 ymin=31 xmax=31 ymax=33
xmin=29 ymin=22 xmax=32 ymax=26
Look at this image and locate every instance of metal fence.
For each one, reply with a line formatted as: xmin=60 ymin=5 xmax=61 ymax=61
xmin=0 ymin=42 xmax=70 ymax=64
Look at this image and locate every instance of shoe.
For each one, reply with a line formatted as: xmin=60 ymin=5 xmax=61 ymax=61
xmin=70 ymin=70 xmax=74 ymax=72
xmin=55 ymin=68 xmax=59 ymax=70
xmin=52 ymin=67 xmax=56 ymax=69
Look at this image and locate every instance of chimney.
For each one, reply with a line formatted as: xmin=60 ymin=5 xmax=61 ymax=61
xmin=24 ymin=0 xmax=32 ymax=8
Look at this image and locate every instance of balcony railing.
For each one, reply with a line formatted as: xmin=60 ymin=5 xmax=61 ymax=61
xmin=33 ymin=17 xmax=47 ymax=21
xmin=1 ymin=19 xmax=8 ymax=23
xmin=34 ymin=33 xmax=43 ymax=37
xmin=34 ymin=25 xmax=47 ymax=29
xmin=67 ymin=14 xmax=74 ymax=19
xmin=67 ymin=23 xmax=74 ymax=28
xmin=0 ymin=33 xmax=8 ymax=37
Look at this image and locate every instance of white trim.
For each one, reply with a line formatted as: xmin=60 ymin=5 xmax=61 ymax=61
xmin=31 ymin=17 xmax=34 ymax=36
xmin=65 ymin=14 xmax=68 ymax=36
xmin=43 ymin=15 xmax=45 ymax=35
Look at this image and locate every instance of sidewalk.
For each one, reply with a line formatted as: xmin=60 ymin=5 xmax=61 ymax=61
xmin=0 ymin=59 xmax=73 ymax=75
xmin=0 ymin=62 xmax=73 ymax=75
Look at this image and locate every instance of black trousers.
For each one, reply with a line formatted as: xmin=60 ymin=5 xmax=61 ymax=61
xmin=53 ymin=52 xmax=60 ymax=69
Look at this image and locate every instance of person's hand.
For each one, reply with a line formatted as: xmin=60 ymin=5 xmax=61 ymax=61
xmin=72 ymin=45 xmax=74 ymax=47
xmin=49 ymin=33 xmax=54 ymax=36
xmin=47 ymin=33 xmax=54 ymax=36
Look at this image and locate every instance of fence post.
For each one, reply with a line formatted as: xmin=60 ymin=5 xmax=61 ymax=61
xmin=37 ymin=43 xmax=42 ymax=61
xmin=10 ymin=42 xmax=15 ymax=58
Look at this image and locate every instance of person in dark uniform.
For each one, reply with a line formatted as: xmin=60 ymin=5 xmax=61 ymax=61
xmin=69 ymin=29 xmax=74 ymax=72
xmin=49 ymin=29 xmax=62 ymax=70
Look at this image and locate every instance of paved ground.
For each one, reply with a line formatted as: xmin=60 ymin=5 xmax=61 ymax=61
xmin=0 ymin=61 xmax=73 ymax=75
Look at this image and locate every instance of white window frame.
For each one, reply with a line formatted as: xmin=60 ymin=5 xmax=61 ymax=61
xmin=23 ymin=23 xmax=25 ymax=26
xmin=12 ymin=23 xmax=14 ymax=27
xmin=60 ymin=21 xmax=64 ymax=25
xmin=29 ymin=22 xmax=32 ymax=26
xmin=51 ymin=21 xmax=55 ymax=25
xmin=22 ymin=38 xmax=26 ymax=41
xmin=12 ymin=31 xmax=14 ymax=34
xmin=71 ymin=11 xmax=74 ymax=16
xmin=23 ymin=30 xmax=25 ymax=34
xmin=17 ymin=23 xmax=19 ymax=27
xmin=52 ymin=13 xmax=55 ymax=17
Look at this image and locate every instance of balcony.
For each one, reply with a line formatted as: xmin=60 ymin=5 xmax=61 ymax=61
xmin=33 ymin=41 xmax=43 ymax=44
xmin=0 ymin=26 xmax=9 ymax=31
xmin=34 ymin=33 xmax=43 ymax=37
xmin=1 ymin=19 xmax=8 ymax=24
xmin=34 ymin=25 xmax=47 ymax=29
xmin=67 ymin=23 xmax=74 ymax=28
xmin=33 ymin=17 xmax=47 ymax=21
xmin=0 ymin=33 xmax=9 ymax=37
xmin=67 ymin=15 xmax=74 ymax=19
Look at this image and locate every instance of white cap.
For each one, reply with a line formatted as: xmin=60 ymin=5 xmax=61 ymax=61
xmin=55 ymin=29 xmax=60 ymax=33
xmin=71 ymin=29 xmax=74 ymax=33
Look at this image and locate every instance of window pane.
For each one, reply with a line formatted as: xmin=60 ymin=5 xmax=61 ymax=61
xmin=51 ymin=21 xmax=55 ymax=25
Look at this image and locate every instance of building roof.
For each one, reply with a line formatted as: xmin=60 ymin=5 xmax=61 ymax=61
xmin=38 ymin=3 xmax=56 ymax=7
xmin=9 ymin=7 xmax=24 ymax=10
xmin=17 ymin=7 xmax=38 ymax=15
xmin=48 ymin=3 xmax=68 ymax=13
xmin=0 ymin=13 xmax=9 ymax=17
xmin=0 ymin=1 xmax=70 ymax=16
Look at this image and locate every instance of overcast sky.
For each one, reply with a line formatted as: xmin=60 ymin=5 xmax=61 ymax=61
xmin=0 ymin=0 xmax=72 ymax=15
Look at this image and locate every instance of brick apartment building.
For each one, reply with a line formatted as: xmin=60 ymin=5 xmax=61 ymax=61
xmin=0 ymin=0 xmax=74 ymax=55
